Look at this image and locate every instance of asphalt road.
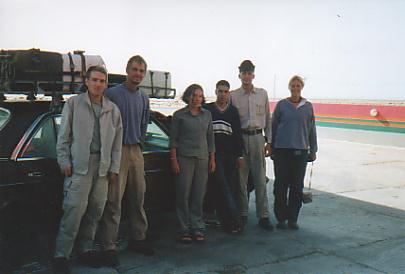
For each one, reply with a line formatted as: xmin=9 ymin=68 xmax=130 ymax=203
xmin=7 ymin=127 xmax=405 ymax=274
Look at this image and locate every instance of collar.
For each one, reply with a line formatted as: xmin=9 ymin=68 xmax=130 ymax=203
xmin=122 ymin=82 xmax=140 ymax=92
xmin=242 ymin=85 xmax=256 ymax=94
xmin=82 ymin=92 xmax=114 ymax=112
xmin=183 ymin=106 xmax=207 ymax=115
xmin=285 ymin=97 xmax=308 ymax=108
xmin=214 ymin=102 xmax=229 ymax=112
xmin=297 ymin=98 xmax=307 ymax=108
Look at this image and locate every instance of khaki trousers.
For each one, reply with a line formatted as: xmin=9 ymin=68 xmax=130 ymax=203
xmin=238 ymin=134 xmax=270 ymax=219
xmin=99 ymin=144 xmax=147 ymax=250
xmin=55 ymin=154 xmax=108 ymax=258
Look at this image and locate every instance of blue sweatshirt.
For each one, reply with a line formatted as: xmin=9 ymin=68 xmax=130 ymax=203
xmin=271 ymin=98 xmax=318 ymax=154
xmin=105 ymin=84 xmax=150 ymax=145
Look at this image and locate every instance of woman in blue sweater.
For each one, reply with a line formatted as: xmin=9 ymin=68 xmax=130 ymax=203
xmin=271 ymin=75 xmax=317 ymax=230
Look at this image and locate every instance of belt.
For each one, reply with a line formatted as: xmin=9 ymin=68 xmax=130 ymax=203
xmin=241 ymin=128 xmax=262 ymax=135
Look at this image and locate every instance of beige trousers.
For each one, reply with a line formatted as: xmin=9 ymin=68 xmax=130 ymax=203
xmin=238 ymin=134 xmax=270 ymax=219
xmin=99 ymin=144 xmax=148 ymax=251
xmin=55 ymin=154 xmax=108 ymax=258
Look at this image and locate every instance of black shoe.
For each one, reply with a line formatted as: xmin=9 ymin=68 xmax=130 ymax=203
xmin=288 ymin=221 xmax=299 ymax=230
xmin=224 ymin=221 xmax=241 ymax=235
xmin=240 ymin=216 xmax=248 ymax=226
xmin=78 ymin=251 xmax=102 ymax=268
xmin=258 ymin=218 xmax=274 ymax=231
xmin=52 ymin=257 xmax=70 ymax=274
xmin=127 ymin=239 xmax=155 ymax=256
xmin=100 ymin=249 xmax=119 ymax=267
xmin=276 ymin=221 xmax=288 ymax=229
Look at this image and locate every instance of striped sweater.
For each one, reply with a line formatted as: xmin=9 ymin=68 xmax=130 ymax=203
xmin=204 ymin=102 xmax=244 ymax=157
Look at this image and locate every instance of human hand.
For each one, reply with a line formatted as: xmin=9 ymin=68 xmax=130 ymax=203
xmin=236 ymin=157 xmax=244 ymax=169
xmin=209 ymin=159 xmax=216 ymax=173
xmin=264 ymin=143 xmax=272 ymax=157
xmin=171 ymin=158 xmax=180 ymax=174
xmin=308 ymin=153 xmax=317 ymax=162
xmin=61 ymin=166 xmax=72 ymax=177
xmin=108 ymin=172 xmax=119 ymax=184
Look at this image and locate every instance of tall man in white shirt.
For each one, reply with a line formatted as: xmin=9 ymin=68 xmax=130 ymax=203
xmin=230 ymin=60 xmax=273 ymax=231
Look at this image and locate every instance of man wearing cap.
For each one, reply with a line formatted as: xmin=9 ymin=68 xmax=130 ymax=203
xmin=230 ymin=60 xmax=273 ymax=231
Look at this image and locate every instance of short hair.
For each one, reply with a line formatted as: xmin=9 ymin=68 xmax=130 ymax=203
xmin=85 ymin=65 xmax=108 ymax=80
xmin=126 ymin=55 xmax=148 ymax=72
xmin=288 ymin=75 xmax=305 ymax=89
xmin=216 ymin=80 xmax=230 ymax=89
xmin=181 ymin=84 xmax=205 ymax=105
xmin=239 ymin=60 xmax=255 ymax=73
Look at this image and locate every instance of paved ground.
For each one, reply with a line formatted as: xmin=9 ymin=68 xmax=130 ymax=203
xmin=11 ymin=127 xmax=405 ymax=274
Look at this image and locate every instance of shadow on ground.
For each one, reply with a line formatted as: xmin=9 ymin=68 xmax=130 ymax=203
xmin=2 ymin=187 xmax=405 ymax=274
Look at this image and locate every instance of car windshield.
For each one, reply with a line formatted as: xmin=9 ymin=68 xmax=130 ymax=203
xmin=0 ymin=107 xmax=11 ymax=131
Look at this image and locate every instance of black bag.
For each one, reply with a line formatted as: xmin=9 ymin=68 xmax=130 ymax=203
xmin=1 ymin=49 xmax=63 ymax=92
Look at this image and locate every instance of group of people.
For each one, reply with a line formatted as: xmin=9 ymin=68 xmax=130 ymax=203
xmin=52 ymin=56 xmax=318 ymax=274
xmin=53 ymin=56 xmax=152 ymax=274
xmin=170 ymin=60 xmax=317 ymax=244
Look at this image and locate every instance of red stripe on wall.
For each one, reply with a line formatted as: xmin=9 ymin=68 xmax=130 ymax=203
xmin=269 ymin=101 xmax=405 ymax=121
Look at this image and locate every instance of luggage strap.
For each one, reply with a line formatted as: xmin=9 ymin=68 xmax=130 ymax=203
xmin=308 ymin=162 xmax=314 ymax=190
xmin=67 ymin=52 xmax=75 ymax=91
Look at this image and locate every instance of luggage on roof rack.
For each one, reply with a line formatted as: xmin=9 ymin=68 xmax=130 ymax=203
xmin=0 ymin=48 xmax=105 ymax=95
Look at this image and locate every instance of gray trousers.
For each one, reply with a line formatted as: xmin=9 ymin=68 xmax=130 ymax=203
xmin=238 ymin=134 xmax=270 ymax=218
xmin=55 ymin=154 xmax=108 ymax=258
xmin=176 ymin=156 xmax=208 ymax=233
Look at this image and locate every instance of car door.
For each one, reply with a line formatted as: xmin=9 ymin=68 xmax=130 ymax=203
xmin=143 ymin=117 xmax=174 ymax=213
xmin=14 ymin=113 xmax=63 ymax=230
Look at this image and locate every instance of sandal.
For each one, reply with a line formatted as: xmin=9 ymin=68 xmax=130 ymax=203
xmin=177 ymin=233 xmax=192 ymax=244
xmin=193 ymin=231 xmax=205 ymax=243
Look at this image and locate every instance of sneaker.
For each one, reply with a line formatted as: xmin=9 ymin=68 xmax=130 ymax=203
xmin=78 ymin=251 xmax=102 ymax=268
xmin=258 ymin=218 xmax=274 ymax=231
xmin=276 ymin=221 xmax=288 ymax=229
xmin=127 ymin=239 xmax=155 ymax=256
xmin=288 ymin=221 xmax=299 ymax=230
xmin=100 ymin=249 xmax=119 ymax=267
xmin=52 ymin=257 xmax=70 ymax=274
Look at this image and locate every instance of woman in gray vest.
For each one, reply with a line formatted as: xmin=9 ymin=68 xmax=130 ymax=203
xmin=271 ymin=75 xmax=317 ymax=230
xmin=170 ymin=84 xmax=216 ymax=244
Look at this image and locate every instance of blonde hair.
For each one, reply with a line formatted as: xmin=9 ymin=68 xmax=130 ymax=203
xmin=288 ymin=75 xmax=305 ymax=90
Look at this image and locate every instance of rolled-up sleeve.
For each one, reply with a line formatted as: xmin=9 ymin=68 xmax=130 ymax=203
xmin=264 ymin=92 xmax=272 ymax=142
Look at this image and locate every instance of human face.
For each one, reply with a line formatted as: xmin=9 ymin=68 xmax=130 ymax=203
xmin=216 ymin=85 xmax=230 ymax=105
xmin=126 ymin=61 xmax=146 ymax=86
xmin=189 ymin=89 xmax=204 ymax=108
xmin=239 ymin=71 xmax=255 ymax=86
xmin=289 ymin=79 xmax=303 ymax=99
xmin=86 ymin=71 xmax=107 ymax=99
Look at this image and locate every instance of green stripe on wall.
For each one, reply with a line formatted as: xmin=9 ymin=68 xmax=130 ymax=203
xmin=316 ymin=121 xmax=405 ymax=134
xmin=316 ymin=116 xmax=405 ymax=125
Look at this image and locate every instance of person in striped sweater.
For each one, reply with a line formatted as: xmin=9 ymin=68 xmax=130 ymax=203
xmin=204 ymin=80 xmax=244 ymax=234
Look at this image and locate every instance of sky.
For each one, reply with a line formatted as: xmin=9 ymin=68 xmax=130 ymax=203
xmin=1 ymin=0 xmax=405 ymax=100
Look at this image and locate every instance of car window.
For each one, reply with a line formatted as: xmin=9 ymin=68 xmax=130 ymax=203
xmin=144 ymin=120 xmax=169 ymax=152
xmin=0 ymin=107 xmax=11 ymax=131
xmin=21 ymin=117 xmax=57 ymax=159
xmin=54 ymin=115 xmax=61 ymax=134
